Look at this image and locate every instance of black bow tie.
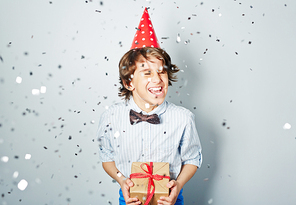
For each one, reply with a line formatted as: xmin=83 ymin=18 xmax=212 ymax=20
xmin=129 ymin=109 xmax=160 ymax=125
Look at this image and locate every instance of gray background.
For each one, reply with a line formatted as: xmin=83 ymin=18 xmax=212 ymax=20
xmin=1 ymin=0 xmax=296 ymax=204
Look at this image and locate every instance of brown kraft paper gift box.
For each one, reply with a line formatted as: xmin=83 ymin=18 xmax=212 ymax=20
xmin=130 ymin=162 xmax=170 ymax=205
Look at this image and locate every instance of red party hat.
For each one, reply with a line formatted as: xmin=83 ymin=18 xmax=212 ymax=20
xmin=130 ymin=7 xmax=160 ymax=49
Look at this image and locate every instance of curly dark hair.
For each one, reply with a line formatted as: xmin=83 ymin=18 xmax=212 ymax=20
xmin=118 ymin=47 xmax=180 ymax=100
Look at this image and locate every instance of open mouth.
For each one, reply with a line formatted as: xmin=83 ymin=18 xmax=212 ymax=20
xmin=148 ymin=86 xmax=163 ymax=95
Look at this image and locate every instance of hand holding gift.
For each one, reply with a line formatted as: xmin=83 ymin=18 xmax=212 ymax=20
xmin=120 ymin=177 xmax=142 ymax=205
xmin=158 ymin=180 xmax=181 ymax=205
xmin=130 ymin=162 xmax=170 ymax=205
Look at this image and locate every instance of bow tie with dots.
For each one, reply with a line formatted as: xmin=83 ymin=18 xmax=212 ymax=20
xmin=129 ymin=109 xmax=160 ymax=125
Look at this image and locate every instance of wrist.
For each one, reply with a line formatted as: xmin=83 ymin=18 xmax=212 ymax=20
xmin=175 ymin=180 xmax=184 ymax=190
xmin=116 ymin=172 xmax=127 ymax=186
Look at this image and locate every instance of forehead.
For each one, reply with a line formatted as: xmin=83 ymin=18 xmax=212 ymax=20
xmin=136 ymin=54 xmax=163 ymax=65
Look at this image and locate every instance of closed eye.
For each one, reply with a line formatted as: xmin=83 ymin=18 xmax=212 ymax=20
xmin=157 ymin=69 xmax=167 ymax=74
xmin=142 ymin=70 xmax=151 ymax=75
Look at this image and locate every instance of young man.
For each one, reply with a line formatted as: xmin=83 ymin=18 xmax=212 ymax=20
xmin=97 ymin=8 xmax=202 ymax=205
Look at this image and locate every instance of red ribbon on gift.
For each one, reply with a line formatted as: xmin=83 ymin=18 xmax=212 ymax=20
xmin=130 ymin=162 xmax=170 ymax=205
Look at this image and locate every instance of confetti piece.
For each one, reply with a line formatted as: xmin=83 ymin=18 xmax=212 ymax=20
xmin=35 ymin=178 xmax=41 ymax=184
xmin=40 ymin=86 xmax=46 ymax=93
xmin=176 ymin=33 xmax=181 ymax=43
xmin=116 ymin=172 xmax=122 ymax=177
xmin=16 ymin=76 xmax=22 ymax=84
xmin=114 ymin=131 xmax=120 ymax=138
xmin=32 ymin=89 xmax=40 ymax=95
xmin=17 ymin=179 xmax=28 ymax=191
xmin=145 ymin=103 xmax=150 ymax=109
xmin=1 ymin=156 xmax=9 ymax=162
xmin=283 ymin=123 xmax=291 ymax=130
xmin=25 ymin=154 xmax=31 ymax=160
xmin=13 ymin=171 xmax=19 ymax=178
xmin=208 ymin=198 xmax=213 ymax=204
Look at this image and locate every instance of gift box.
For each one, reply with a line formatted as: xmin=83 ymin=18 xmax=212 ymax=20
xmin=130 ymin=162 xmax=170 ymax=205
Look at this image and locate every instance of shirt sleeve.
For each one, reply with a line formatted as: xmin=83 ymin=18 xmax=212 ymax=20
xmin=97 ymin=110 xmax=115 ymax=162
xmin=179 ymin=112 xmax=202 ymax=168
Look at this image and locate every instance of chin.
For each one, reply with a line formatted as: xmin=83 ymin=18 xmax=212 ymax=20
xmin=149 ymin=97 xmax=166 ymax=106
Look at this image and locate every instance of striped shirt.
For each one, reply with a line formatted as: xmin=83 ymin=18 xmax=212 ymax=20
xmin=97 ymin=97 xmax=202 ymax=180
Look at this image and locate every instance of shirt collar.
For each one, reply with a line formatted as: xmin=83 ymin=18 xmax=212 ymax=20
xmin=129 ymin=96 xmax=167 ymax=116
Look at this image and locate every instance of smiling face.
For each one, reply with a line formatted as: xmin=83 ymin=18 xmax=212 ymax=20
xmin=127 ymin=55 xmax=169 ymax=112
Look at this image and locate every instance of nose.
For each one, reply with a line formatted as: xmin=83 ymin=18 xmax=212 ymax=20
xmin=151 ymin=71 xmax=162 ymax=83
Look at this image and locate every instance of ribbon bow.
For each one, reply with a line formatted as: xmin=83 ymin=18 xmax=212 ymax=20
xmin=130 ymin=109 xmax=160 ymax=125
xmin=130 ymin=162 xmax=170 ymax=205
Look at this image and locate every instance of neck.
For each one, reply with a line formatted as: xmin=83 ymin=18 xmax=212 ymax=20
xmin=135 ymin=98 xmax=158 ymax=113
xmin=132 ymin=93 xmax=158 ymax=113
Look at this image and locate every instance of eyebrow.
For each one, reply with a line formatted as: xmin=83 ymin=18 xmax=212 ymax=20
xmin=147 ymin=59 xmax=155 ymax=63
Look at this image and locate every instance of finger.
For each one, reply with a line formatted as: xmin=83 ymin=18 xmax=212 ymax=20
xmin=126 ymin=197 xmax=138 ymax=202
xmin=159 ymin=195 xmax=176 ymax=204
xmin=158 ymin=197 xmax=172 ymax=205
xmin=159 ymin=196 xmax=171 ymax=201
xmin=166 ymin=180 xmax=176 ymax=188
xmin=130 ymin=202 xmax=141 ymax=205
xmin=128 ymin=202 xmax=141 ymax=205
xmin=126 ymin=197 xmax=141 ymax=204
xmin=125 ymin=178 xmax=134 ymax=187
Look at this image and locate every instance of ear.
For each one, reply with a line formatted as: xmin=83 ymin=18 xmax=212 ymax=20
xmin=123 ymin=80 xmax=135 ymax=91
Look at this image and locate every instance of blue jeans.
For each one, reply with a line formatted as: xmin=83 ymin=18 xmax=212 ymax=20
xmin=119 ymin=188 xmax=184 ymax=205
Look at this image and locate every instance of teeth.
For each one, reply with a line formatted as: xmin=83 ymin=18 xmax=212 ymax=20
xmin=149 ymin=87 xmax=161 ymax=91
